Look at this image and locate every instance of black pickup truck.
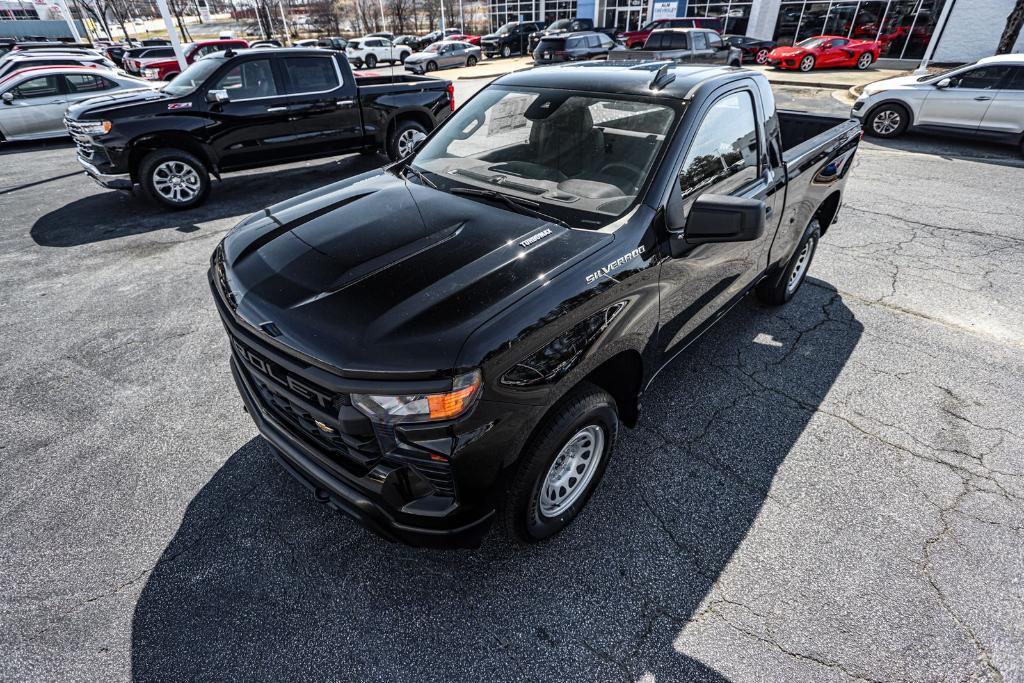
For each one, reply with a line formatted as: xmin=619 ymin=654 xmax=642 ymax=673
xmin=210 ymin=62 xmax=861 ymax=547
xmin=64 ymin=48 xmax=454 ymax=209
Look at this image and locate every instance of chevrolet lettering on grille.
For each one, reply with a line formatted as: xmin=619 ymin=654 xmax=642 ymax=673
xmin=232 ymin=339 xmax=334 ymax=410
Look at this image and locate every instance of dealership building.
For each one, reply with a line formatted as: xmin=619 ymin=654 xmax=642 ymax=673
xmin=486 ymin=0 xmax=1024 ymax=63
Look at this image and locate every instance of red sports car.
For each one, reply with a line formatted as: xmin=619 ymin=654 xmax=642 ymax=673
xmin=767 ymin=35 xmax=880 ymax=71
xmin=446 ymin=33 xmax=481 ymax=46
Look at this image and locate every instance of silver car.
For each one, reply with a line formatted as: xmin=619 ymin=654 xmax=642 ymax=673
xmin=0 ymin=67 xmax=154 ymax=141
xmin=853 ymin=54 xmax=1024 ymax=153
xmin=0 ymin=53 xmax=119 ymax=80
xmin=404 ymin=40 xmax=481 ymax=74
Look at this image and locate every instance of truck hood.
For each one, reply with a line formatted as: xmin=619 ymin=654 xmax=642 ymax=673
xmin=219 ymin=170 xmax=612 ymax=375
xmin=65 ymin=86 xmax=171 ymax=119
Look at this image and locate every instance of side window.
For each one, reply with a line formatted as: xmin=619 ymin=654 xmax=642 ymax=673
xmin=11 ymin=75 xmax=62 ymax=99
xmin=707 ymin=32 xmax=724 ymax=49
xmin=65 ymin=73 xmax=114 ymax=93
xmin=831 ymin=39 xmax=848 ymax=47
xmin=599 ymin=34 xmax=613 ymax=48
xmin=679 ymin=90 xmax=759 ymax=200
xmin=586 ymin=35 xmax=601 ymax=48
xmin=211 ymin=58 xmax=280 ymax=99
xmin=1005 ymin=67 xmax=1024 ymax=90
xmin=955 ymin=66 xmax=1009 ymax=90
xmin=566 ymin=38 xmax=582 ymax=50
xmin=669 ymin=32 xmax=688 ymax=49
xmin=692 ymin=32 xmax=707 ymax=50
xmin=284 ymin=56 xmax=340 ymax=93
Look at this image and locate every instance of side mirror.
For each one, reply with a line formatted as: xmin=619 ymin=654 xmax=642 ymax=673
xmin=935 ymin=77 xmax=951 ymax=89
xmin=667 ymin=193 xmax=766 ymax=256
xmin=1 ymin=92 xmax=13 ymax=104
xmin=206 ymin=88 xmax=230 ymax=104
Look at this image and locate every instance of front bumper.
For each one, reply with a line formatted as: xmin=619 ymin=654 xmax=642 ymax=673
xmin=404 ymin=63 xmax=424 ymax=74
xmin=78 ymin=157 xmax=132 ymax=190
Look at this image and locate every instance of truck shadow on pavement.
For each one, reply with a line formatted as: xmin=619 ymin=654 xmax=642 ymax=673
xmin=29 ymin=154 xmax=385 ymax=248
xmin=130 ymin=280 xmax=862 ymax=682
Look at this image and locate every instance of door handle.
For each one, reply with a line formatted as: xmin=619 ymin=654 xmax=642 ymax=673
xmin=974 ymin=96 xmax=992 ymax=101
xmin=336 ymin=99 xmax=354 ymax=107
xmin=266 ymin=106 xmax=288 ymax=112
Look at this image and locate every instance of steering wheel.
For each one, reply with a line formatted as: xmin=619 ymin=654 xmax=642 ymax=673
xmin=599 ymin=161 xmax=644 ymax=193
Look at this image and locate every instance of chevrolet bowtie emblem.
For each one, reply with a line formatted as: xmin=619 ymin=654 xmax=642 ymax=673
xmin=314 ymin=420 xmax=336 ymax=434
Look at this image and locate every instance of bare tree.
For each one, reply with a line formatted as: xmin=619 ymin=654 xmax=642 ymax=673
xmin=997 ymin=0 xmax=1024 ymax=54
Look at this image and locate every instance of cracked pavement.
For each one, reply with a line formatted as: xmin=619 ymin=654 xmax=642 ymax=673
xmin=1 ymin=87 xmax=1023 ymax=681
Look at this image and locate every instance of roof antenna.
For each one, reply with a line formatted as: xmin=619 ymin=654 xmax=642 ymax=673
xmin=650 ymin=62 xmax=676 ymax=90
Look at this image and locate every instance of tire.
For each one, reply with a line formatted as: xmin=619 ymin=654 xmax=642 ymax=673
xmin=756 ymin=48 xmax=770 ymax=64
xmin=364 ymin=53 xmax=377 ymax=69
xmin=139 ymin=148 xmax=210 ymax=210
xmin=164 ymin=72 xmax=179 ymax=81
xmin=856 ymin=52 xmax=873 ymax=70
xmin=466 ymin=55 xmax=477 ymax=67
xmin=386 ymin=119 xmax=428 ymax=161
xmin=399 ymin=50 xmax=410 ymax=63
xmin=799 ymin=55 xmax=815 ymax=72
xmin=757 ymin=220 xmax=820 ymax=305
xmin=425 ymin=60 xmax=437 ymax=72
xmin=865 ymin=102 xmax=909 ymax=138
xmin=501 ymin=44 xmax=512 ymax=58
xmin=500 ymin=382 xmax=619 ymax=543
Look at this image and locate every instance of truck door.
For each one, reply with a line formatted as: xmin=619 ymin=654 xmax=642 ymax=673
xmin=205 ymin=56 xmax=294 ymax=170
xmin=281 ymin=53 xmax=362 ymax=156
xmin=705 ymin=31 xmax=730 ymax=64
xmin=657 ymin=85 xmax=776 ymax=359
xmin=689 ymin=30 xmax=714 ymax=65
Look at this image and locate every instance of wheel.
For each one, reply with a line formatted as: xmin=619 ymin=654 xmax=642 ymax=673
xmin=501 ymin=44 xmax=512 ymax=58
xmin=425 ymin=60 xmax=437 ymax=72
xmin=500 ymin=382 xmax=618 ymax=543
xmin=799 ymin=55 xmax=815 ymax=72
xmin=139 ymin=149 xmax=210 ymax=210
xmin=466 ymin=55 xmax=477 ymax=67
xmin=856 ymin=52 xmax=873 ymax=70
xmin=386 ymin=119 xmax=428 ymax=161
xmin=757 ymin=220 xmax=820 ymax=305
xmin=756 ymin=48 xmax=770 ymax=64
xmin=865 ymin=103 xmax=909 ymax=138
xmin=364 ymin=53 xmax=377 ymax=69
xmin=399 ymin=50 xmax=410 ymax=63
xmin=164 ymin=72 xmax=179 ymax=81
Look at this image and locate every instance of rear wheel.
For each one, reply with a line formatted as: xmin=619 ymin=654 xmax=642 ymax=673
xmin=500 ymin=382 xmax=618 ymax=543
xmin=856 ymin=52 xmax=873 ymax=70
xmin=364 ymin=53 xmax=377 ymax=69
xmin=757 ymin=220 xmax=820 ymax=305
xmin=501 ymin=44 xmax=512 ymax=58
xmin=466 ymin=55 xmax=477 ymax=67
xmin=799 ymin=55 xmax=815 ymax=71
xmin=139 ymin=148 xmax=210 ymax=210
xmin=386 ymin=119 xmax=428 ymax=161
xmin=755 ymin=48 xmax=770 ymax=64
xmin=866 ymin=103 xmax=909 ymax=138
xmin=164 ymin=72 xmax=179 ymax=81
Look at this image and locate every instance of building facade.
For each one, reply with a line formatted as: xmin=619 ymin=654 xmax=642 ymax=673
xmin=486 ymin=0 xmax=1024 ymax=63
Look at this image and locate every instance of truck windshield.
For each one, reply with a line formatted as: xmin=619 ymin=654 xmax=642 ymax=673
xmin=411 ymin=85 xmax=679 ymax=228
xmin=496 ymin=22 xmax=518 ymax=35
xmin=162 ymin=59 xmax=221 ymax=96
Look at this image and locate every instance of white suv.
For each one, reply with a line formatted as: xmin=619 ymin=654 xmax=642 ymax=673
xmin=345 ymin=37 xmax=411 ymax=69
xmin=852 ymin=53 xmax=1024 ymax=154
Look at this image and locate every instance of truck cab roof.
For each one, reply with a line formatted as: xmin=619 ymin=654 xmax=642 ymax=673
xmin=495 ymin=61 xmax=746 ymax=100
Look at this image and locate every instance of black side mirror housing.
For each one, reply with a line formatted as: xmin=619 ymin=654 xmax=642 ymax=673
xmin=667 ymin=193 xmax=766 ymax=256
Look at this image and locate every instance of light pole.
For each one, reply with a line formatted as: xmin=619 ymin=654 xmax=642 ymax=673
xmin=278 ymin=0 xmax=290 ymax=43
xmin=155 ymin=0 xmax=188 ymax=72
xmin=378 ymin=0 xmax=386 ymax=31
xmin=915 ymin=0 xmax=957 ymax=75
xmin=54 ymin=0 xmax=83 ymax=42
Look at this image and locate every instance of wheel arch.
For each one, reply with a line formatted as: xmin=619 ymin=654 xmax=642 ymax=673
xmin=865 ymin=98 xmax=914 ymax=129
xmin=128 ymin=132 xmax=217 ymax=182
xmin=384 ymin=108 xmax=435 ymax=146
xmin=582 ymin=349 xmax=645 ymax=428
xmin=814 ymin=190 xmax=843 ymax=236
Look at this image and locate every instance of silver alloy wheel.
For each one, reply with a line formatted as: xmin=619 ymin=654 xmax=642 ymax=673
xmin=873 ymin=109 xmax=901 ymax=135
xmin=800 ymin=55 xmax=814 ymax=71
xmin=538 ymin=425 xmax=605 ymax=518
xmin=152 ymin=160 xmax=201 ymax=204
xmin=858 ymin=53 xmax=872 ymax=69
xmin=397 ymin=128 xmax=426 ymax=158
xmin=756 ymin=48 xmax=769 ymax=64
xmin=787 ymin=238 xmax=813 ymax=294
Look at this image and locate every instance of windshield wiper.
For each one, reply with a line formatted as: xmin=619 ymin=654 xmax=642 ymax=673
xmin=449 ymin=187 xmax=570 ymax=230
xmin=399 ymin=162 xmax=437 ymax=190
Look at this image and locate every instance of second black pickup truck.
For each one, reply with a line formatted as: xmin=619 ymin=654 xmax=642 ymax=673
xmin=210 ymin=61 xmax=861 ymax=547
xmin=64 ymin=48 xmax=454 ymax=209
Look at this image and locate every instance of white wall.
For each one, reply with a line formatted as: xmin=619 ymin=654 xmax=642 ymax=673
xmin=933 ymin=0 xmax=1024 ymax=63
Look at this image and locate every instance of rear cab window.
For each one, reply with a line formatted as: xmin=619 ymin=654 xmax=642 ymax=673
xmin=283 ymin=56 xmax=341 ymax=94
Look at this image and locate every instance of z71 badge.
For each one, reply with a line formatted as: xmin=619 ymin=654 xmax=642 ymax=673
xmin=167 ymin=102 xmax=192 ymax=110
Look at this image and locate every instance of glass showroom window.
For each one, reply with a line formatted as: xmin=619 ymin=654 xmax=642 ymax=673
xmin=489 ymin=0 xmax=539 ymax=30
xmin=543 ymin=0 xmax=578 ymax=24
xmin=687 ymin=2 xmax=754 ymax=35
xmin=772 ymin=0 xmax=946 ymax=58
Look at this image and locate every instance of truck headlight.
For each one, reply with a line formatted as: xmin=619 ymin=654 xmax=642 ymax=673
xmin=352 ymin=370 xmax=482 ymax=424
xmin=143 ymin=68 xmax=161 ymax=79
xmin=78 ymin=119 xmax=112 ymax=135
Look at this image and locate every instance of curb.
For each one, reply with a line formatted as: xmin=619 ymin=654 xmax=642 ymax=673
xmin=766 ymin=77 xmax=860 ymax=90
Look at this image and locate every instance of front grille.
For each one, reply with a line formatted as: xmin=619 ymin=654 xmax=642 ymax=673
xmin=64 ymin=118 xmax=94 ymax=160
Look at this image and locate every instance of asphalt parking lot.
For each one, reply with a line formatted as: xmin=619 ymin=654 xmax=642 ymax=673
xmin=2 ymin=85 xmax=1023 ymax=682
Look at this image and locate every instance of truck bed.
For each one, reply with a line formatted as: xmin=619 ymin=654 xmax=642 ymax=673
xmin=778 ymin=110 xmax=860 ymax=165
xmin=353 ymin=72 xmax=450 ymax=93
